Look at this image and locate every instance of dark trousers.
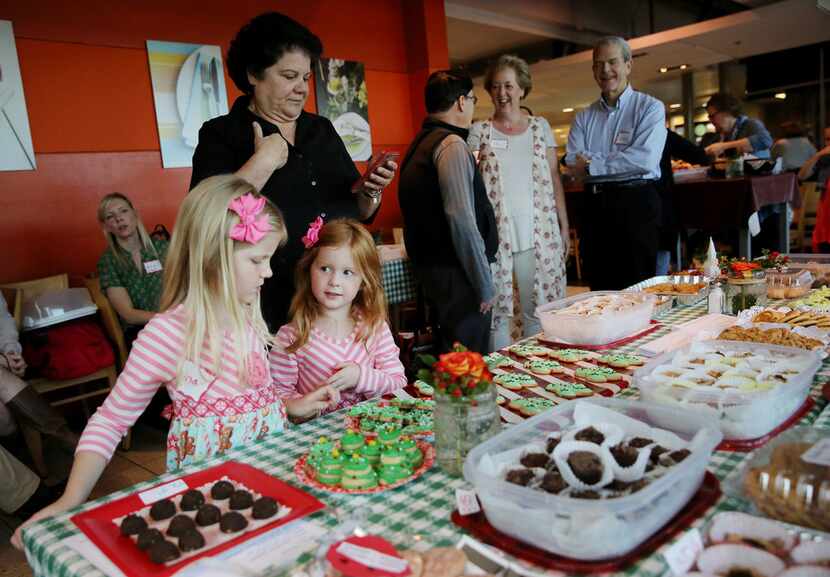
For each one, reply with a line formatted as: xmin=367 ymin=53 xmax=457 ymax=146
xmin=581 ymin=182 xmax=661 ymax=290
xmin=413 ymin=265 xmax=491 ymax=354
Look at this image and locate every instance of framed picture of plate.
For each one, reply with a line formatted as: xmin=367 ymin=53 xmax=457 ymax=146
xmin=314 ymin=58 xmax=372 ymax=161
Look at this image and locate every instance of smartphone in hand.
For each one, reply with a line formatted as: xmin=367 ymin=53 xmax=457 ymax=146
xmin=351 ymin=150 xmax=400 ymax=193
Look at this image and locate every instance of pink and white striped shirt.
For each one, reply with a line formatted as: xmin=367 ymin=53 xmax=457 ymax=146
xmin=77 ymin=305 xmax=283 ymax=461
xmin=270 ymin=321 xmax=406 ymax=413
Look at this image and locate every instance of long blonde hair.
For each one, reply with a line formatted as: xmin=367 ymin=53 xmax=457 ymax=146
xmin=97 ymin=193 xmax=159 ymax=267
xmin=287 ymin=219 xmax=386 ymax=353
xmin=160 ymin=175 xmax=286 ymax=384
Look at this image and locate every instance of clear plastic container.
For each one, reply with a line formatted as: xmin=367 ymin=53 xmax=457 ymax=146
xmin=21 ymin=287 xmax=98 ymax=330
xmin=633 ymin=340 xmax=821 ymax=440
xmin=462 ymin=398 xmax=722 ymax=561
xmin=725 ymin=277 xmax=768 ymax=315
xmin=766 ymin=270 xmax=814 ymax=299
xmin=535 ymin=291 xmax=656 ymax=346
xmin=726 ymin=427 xmax=830 ymax=532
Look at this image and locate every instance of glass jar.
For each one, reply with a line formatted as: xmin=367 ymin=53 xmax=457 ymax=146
xmin=433 ymin=386 xmax=501 ymax=476
xmin=725 ymin=276 xmax=768 ymax=314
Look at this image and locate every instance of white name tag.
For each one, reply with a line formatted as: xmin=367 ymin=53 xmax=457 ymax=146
xmin=143 ymin=259 xmax=163 ymax=274
xmin=614 ymin=130 xmax=633 ymax=145
xmin=455 ymin=488 xmax=481 ymax=516
xmin=139 ymin=479 xmax=188 ymax=505
xmin=490 ymin=137 xmax=508 ymax=150
xmin=179 ymin=360 xmax=214 ymax=402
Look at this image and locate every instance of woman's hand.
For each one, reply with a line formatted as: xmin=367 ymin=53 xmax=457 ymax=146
xmin=705 ymin=142 xmax=727 ymax=157
xmin=5 ymin=351 xmax=26 ymax=377
xmin=252 ymin=121 xmax=289 ymax=171
xmin=325 ymin=362 xmax=360 ymax=391
xmin=11 ymin=497 xmax=74 ymax=550
xmin=363 ymin=160 xmax=397 ymax=193
xmin=286 ymin=386 xmax=341 ymax=420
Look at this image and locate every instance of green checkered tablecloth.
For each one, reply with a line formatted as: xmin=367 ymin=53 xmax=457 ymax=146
xmin=381 ymin=258 xmax=418 ymax=306
xmin=22 ymin=302 xmax=830 ymax=577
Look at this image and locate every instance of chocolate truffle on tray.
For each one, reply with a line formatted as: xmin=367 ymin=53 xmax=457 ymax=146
xmin=178 ymin=528 xmax=206 ymax=552
xmin=251 ymin=496 xmax=279 ymax=520
xmin=210 ymin=480 xmax=235 ymax=500
xmin=220 ymin=511 xmax=248 ymax=533
xmin=119 ymin=514 xmax=147 ymax=536
xmin=179 ymin=489 xmax=205 ymax=511
xmin=148 ymin=539 xmax=181 ymax=564
xmin=228 ymin=489 xmax=254 ymax=510
xmin=195 ymin=504 xmax=221 ymax=527
xmin=166 ymin=514 xmax=196 ymax=538
xmin=137 ymin=528 xmax=164 ymax=551
xmin=149 ymin=498 xmax=176 ymax=521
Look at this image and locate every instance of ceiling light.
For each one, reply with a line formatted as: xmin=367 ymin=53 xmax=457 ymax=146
xmin=774 ymin=92 xmax=787 ymax=100
xmin=659 ymin=67 xmax=668 ymax=73
xmin=680 ymin=64 xmax=688 ymax=70
xmin=669 ymin=103 xmax=681 ymax=109
xmin=562 ymin=107 xmax=574 ymax=113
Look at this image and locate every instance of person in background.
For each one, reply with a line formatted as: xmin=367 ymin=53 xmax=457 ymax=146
xmin=565 ymin=36 xmax=666 ymax=290
xmin=12 ymin=175 xmax=339 ymax=550
xmin=191 ymin=12 xmax=396 ymax=331
xmin=772 ymin=121 xmax=816 ymax=172
xmin=703 ymin=93 xmax=772 ymax=159
xmin=270 ymin=219 xmax=406 ymax=412
xmin=398 ymin=70 xmax=498 ymax=354
xmin=656 ymin=131 xmax=710 ymax=275
xmin=97 ymin=193 xmax=169 ymax=345
xmin=800 ymin=126 xmax=830 ymax=252
xmin=468 ymin=55 xmax=568 ymax=350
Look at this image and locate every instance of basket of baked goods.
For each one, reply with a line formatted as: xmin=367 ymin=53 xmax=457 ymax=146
xmin=626 ymin=275 xmax=709 ymax=306
xmin=462 ymin=397 xmax=722 ymax=561
xmin=535 ymin=291 xmax=656 ymax=346
xmin=727 ymin=427 xmax=830 ymax=533
xmin=633 ymin=340 xmax=821 ymax=442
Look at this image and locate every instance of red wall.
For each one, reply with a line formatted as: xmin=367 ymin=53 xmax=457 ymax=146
xmin=0 ymin=0 xmax=449 ymax=284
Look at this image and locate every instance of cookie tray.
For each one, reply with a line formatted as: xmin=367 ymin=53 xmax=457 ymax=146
xmin=625 ymin=275 xmax=710 ymax=306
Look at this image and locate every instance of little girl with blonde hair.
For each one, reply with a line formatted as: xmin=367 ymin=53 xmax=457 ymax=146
xmin=12 ymin=175 xmax=339 ymax=549
xmin=271 ymin=218 xmax=406 ymax=412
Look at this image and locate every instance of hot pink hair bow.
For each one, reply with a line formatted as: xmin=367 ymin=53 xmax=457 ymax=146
xmin=302 ymin=216 xmax=324 ymax=248
xmin=229 ymin=193 xmax=273 ymax=244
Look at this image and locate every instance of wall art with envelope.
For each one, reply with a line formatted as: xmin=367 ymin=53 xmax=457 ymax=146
xmin=0 ymin=20 xmax=36 ymax=171
xmin=314 ymin=58 xmax=371 ymax=161
xmin=147 ymin=40 xmax=229 ymax=168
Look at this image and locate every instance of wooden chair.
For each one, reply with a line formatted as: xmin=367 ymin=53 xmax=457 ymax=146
xmin=569 ymin=227 xmax=583 ymax=280
xmin=84 ymin=276 xmax=128 ymax=369
xmin=791 ymin=182 xmax=821 ymax=251
xmin=0 ymin=274 xmax=129 ymax=473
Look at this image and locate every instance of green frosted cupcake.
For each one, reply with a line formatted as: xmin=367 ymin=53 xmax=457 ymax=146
xmin=341 ymin=468 xmax=379 ymax=490
xmin=377 ymin=424 xmax=402 ymax=447
xmin=340 ymin=429 xmax=365 ymax=453
xmin=342 ymin=454 xmax=373 ymax=477
xmin=397 ymin=436 xmax=422 ymax=468
xmin=316 ymin=449 xmax=345 ymax=486
xmin=380 ymin=445 xmax=406 ymax=467
xmin=378 ymin=464 xmax=411 ymax=485
xmin=309 ymin=436 xmax=334 ymax=467
xmin=360 ymin=438 xmax=381 ymax=466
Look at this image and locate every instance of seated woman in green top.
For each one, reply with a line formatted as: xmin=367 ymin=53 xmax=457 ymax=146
xmin=96 ymin=193 xmax=169 ymax=342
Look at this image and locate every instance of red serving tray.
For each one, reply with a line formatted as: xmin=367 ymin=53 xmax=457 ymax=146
xmin=536 ymin=320 xmax=662 ymax=351
xmin=717 ymin=396 xmax=815 ymax=451
xmin=451 ymin=471 xmax=721 ymax=574
xmin=71 ymin=461 xmax=325 ymax=577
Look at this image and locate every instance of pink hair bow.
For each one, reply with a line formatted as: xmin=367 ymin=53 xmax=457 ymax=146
xmin=229 ymin=193 xmax=273 ymax=244
xmin=302 ymin=216 xmax=324 ymax=248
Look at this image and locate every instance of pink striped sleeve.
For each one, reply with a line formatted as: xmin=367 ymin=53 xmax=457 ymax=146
xmin=76 ymin=314 xmax=180 ymax=461
xmin=269 ymin=325 xmax=302 ymax=399
xmin=354 ymin=322 xmax=407 ymax=396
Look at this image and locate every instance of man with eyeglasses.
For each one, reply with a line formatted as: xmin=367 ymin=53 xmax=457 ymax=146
xmin=565 ymin=36 xmax=667 ymax=290
xmin=703 ymin=93 xmax=772 ymax=159
xmin=398 ymin=70 xmax=498 ymax=353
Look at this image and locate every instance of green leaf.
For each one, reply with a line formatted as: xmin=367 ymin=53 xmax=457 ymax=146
xmin=418 ymin=354 xmax=438 ymax=368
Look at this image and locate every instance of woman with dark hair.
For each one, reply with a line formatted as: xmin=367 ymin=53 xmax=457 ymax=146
xmin=703 ymin=93 xmax=772 ymax=159
xmin=191 ymin=12 xmax=396 ymax=329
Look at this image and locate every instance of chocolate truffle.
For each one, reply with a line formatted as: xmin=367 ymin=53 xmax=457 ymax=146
xmin=546 ymin=436 xmax=561 ymax=454
xmin=148 ymin=539 xmax=181 ymax=564
xmin=220 ymin=511 xmax=249 ymax=533
xmin=228 ymin=489 xmax=253 ymax=510
xmin=252 ymin=496 xmax=279 ymax=520
xmin=137 ymin=528 xmax=164 ymax=551
xmin=195 ymin=504 xmax=221 ymax=526
xmin=179 ymin=489 xmax=205 ymax=511
xmin=178 ymin=528 xmax=205 ymax=552
xmin=120 ymin=514 xmax=147 ymax=536
xmin=505 ymin=468 xmax=534 ymax=486
xmin=519 ymin=452 xmax=549 ymax=468
xmin=149 ymin=499 xmax=176 ymax=521
xmin=210 ymin=480 xmax=235 ymax=500
xmin=610 ymin=443 xmax=638 ymax=468
xmin=166 ymin=514 xmax=196 ymax=537
xmin=567 ymin=451 xmax=603 ymax=485
xmin=649 ymin=445 xmax=669 ymax=464
xmin=570 ymin=490 xmax=601 ymax=499
xmin=574 ymin=426 xmax=604 ymax=445
xmin=540 ymin=471 xmax=567 ymax=494
xmin=628 ymin=437 xmax=653 ymax=448
xmin=667 ymin=449 xmax=691 ymax=464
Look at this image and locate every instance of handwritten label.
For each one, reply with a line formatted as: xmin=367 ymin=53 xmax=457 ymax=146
xmin=455 ymin=488 xmax=481 ymax=516
xmin=662 ymin=528 xmax=703 ymax=576
xmin=336 ymin=542 xmax=409 ymax=574
xmin=143 ymin=259 xmax=163 ymax=274
xmin=802 ymin=438 xmax=830 ymax=466
xmin=138 ymin=479 xmax=188 ymax=505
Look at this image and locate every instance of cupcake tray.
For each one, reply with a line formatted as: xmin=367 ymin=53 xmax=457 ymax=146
xmin=345 ymin=399 xmax=434 ymax=438
xmin=294 ymin=440 xmax=435 ymax=495
xmin=71 ymin=461 xmax=325 ymax=577
xmin=536 ymin=320 xmax=662 ymax=351
xmin=451 ymin=471 xmax=721 ymax=573
xmin=717 ymin=396 xmax=815 ymax=452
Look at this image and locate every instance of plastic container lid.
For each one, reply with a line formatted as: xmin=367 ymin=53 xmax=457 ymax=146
xmin=21 ymin=288 xmax=98 ymax=330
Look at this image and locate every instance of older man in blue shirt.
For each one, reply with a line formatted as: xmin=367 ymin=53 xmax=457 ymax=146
xmin=566 ymin=36 xmax=667 ymax=290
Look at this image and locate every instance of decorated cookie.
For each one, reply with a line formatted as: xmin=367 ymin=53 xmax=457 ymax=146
xmin=484 ymin=351 xmax=512 ymax=369
xmin=413 ymin=380 xmax=434 ymax=396
xmin=508 ymin=398 xmax=556 ymax=417
xmin=575 ymin=366 xmax=622 ymax=383
xmin=509 ymin=343 xmax=551 ymax=358
xmin=599 ymin=353 xmax=645 ymax=369
xmin=548 ymin=348 xmax=592 ymax=363
xmin=494 ymin=372 xmax=538 ymax=391
xmin=524 ymin=359 xmax=564 ymax=375
xmin=497 ymin=395 xmax=507 ymax=405
xmin=546 ymin=381 xmax=593 ymax=399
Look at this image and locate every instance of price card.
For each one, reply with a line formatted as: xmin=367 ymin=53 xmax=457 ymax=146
xmin=662 ymin=528 xmax=703 ymax=576
xmin=455 ymin=488 xmax=481 ymax=516
xmin=138 ymin=479 xmax=188 ymax=505
xmin=336 ymin=542 xmax=409 ymax=573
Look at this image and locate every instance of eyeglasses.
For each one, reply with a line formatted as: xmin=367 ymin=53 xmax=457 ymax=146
xmin=463 ymin=94 xmax=478 ymax=105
